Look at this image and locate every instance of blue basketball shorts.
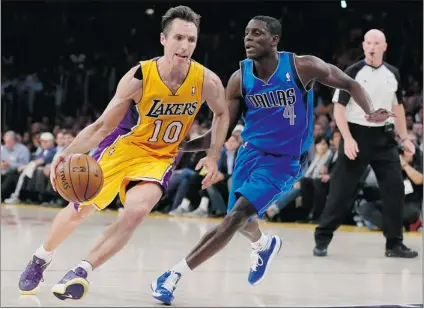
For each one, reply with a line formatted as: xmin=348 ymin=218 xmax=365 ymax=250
xmin=227 ymin=142 xmax=306 ymax=218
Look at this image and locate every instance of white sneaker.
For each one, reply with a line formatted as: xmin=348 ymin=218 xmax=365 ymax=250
xmin=169 ymin=206 xmax=190 ymax=216
xmin=185 ymin=207 xmax=208 ymax=218
xmin=5 ymin=196 xmax=20 ymax=204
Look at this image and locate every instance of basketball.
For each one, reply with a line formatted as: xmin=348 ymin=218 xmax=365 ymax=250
xmin=55 ymin=154 xmax=104 ymax=204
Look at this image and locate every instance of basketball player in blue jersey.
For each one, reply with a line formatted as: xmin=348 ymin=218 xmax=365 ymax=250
xmin=151 ymin=16 xmax=393 ymax=304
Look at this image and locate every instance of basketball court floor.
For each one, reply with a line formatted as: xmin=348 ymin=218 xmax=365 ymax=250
xmin=1 ymin=204 xmax=422 ymax=307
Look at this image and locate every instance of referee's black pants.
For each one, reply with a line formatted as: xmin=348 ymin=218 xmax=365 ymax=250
xmin=315 ymin=123 xmax=404 ymax=250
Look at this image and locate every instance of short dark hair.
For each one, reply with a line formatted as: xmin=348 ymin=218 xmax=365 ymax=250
xmin=252 ymin=15 xmax=282 ymax=37
xmin=314 ymin=136 xmax=329 ymax=145
xmin=161 ymin=6 xmax=201 ymax=34
xmin=62 ymin=130 xmax=75 ymax=137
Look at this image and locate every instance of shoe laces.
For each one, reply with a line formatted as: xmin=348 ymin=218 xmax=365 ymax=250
xmin=162 ymin=272 xmax=180 ymax=292
xmin=250 ymin=250 xmax=263 ymax=272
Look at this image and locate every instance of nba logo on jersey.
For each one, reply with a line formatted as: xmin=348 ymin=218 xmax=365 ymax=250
xmin=286 ymin=72 xmax=291 ymax=82
xmin=191 ymin=87 xmax=195 ymax=96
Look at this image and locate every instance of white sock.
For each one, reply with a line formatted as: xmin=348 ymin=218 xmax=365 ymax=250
xmin=251 ymin=234 xmax=271 ymax=251
xmin=75 ymin=260 xmax=93 ymax=275
xmin=34 ymin=245 xmax=53 ymax=262
xmin=171 ymin=258 xmax=191 ymax=275
xmin=198 ymin=197 xmax=209 ymax=212
xmin=179 ymin=198 xmax=190 ymax=211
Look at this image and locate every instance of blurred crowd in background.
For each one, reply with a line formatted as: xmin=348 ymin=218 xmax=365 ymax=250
xmin=1 ymin=1 xmax=422 ymax=231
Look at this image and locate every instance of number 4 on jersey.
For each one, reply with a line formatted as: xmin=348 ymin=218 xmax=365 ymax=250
xmin=283 ymin=105 xmax=296 ymax=125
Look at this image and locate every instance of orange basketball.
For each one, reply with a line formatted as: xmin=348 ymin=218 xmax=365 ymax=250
xmin=55 ymin=154 xmax=104 ymax=204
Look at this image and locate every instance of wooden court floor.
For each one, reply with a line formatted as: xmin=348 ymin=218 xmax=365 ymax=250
xmin=1 ymin=204 xmax=422 ymax=307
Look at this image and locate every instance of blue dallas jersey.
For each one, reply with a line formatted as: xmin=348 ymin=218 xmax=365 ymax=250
xmin=240 ymin=51 xmax=314 ymax=156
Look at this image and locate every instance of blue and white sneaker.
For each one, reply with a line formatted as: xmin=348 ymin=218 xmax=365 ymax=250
xmin=248 ymin=235 xmax=282 ymax=286
xmin=51 ymin=267 xmax=89 ymax=301
xmin=151 ymin=271 xmax=181 ymax=305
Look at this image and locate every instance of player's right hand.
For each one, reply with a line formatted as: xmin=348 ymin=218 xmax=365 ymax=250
xmin=344 ymin=137 xmax=359 ymax=160
xmin=50 ymin=153 xmax=67 ymax=192
xmin=195 ymin=155 xmax=218 ymax=189
xmin=365 ymin=108 xmax=395 ymax=123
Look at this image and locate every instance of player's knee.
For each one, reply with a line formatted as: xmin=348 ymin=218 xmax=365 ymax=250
xmin=118 ymin=203 xmax=150 ymax=230
xmin=225 ymin=209 xmax=248 ymax=230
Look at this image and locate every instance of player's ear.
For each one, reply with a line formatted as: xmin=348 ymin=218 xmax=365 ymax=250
xmin=271 ymin=35 xmax=279 ymax=47
xmin=160 ymin=32 xmax=166 ymax=47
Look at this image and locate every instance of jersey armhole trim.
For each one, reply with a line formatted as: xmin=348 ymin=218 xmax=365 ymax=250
xmin=290 ymin=53 xmax=312 ymax=93
xmin=201 ymin=65 xmax=206 ymax=103
xmin=134 ymin=62 xmax=145 ymax=105
xmin=133 ymin=65 xmax=143 ymax=80
xmin=240 ymin=61 xmax=245 ymax=98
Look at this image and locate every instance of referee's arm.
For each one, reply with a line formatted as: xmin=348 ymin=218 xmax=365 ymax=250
xmin=389 ymin=67 xmax=408 ymax=141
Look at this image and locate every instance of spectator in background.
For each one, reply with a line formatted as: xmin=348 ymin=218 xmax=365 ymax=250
xmin=38 ymin=130 xmax=75 ymax=206
xmin=298 ymin=136 xmax=333 ymax=222
xmin=316 ymin=115 xmax=331 ymax=137
xmin=308 ymin=123 xmax=327 ymax=161
xmin=412 ymin=122 xmax=422 ymax=144
xmin=4 ymin=132 xmax=56 ymax=204
xmin=1 ymin=131 xmax=30 ymax=201
xmin=312 ymin=131 xmax=342 ymax=220
xmin=164 ymin=150 xmax=207 ymax=215
xmin=358 ymin=148 xmax=423 ymax=232
xmin=54 ymin=131 xmax=66 ymax=156
xmin=406 ymin=114 xmax=415 ymax=130
xmin=28 ymin=132 xmax=41 ymax=155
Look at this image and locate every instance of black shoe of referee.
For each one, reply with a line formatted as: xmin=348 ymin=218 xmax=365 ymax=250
xmin=313 ymin=246 xmax=328 ymax=257
xmin=385 ymin=244 xmax=418 ymax=258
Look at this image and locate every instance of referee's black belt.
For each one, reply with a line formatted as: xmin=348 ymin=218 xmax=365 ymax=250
xmin=348 ymin=122 xmax=394 ymax=131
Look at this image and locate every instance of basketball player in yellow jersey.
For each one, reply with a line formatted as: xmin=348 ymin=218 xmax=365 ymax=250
xmin=18 ymin=6 xmax=229 ymax=301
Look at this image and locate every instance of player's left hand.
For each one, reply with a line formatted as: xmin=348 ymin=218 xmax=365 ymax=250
xmin=365 ymin=108 xmax=396 ymax=123
xmin=195 ymin=155 xmax=219 ymax=189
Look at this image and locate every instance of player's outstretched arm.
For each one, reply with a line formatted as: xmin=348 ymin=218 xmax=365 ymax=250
xmin=295 ymin=55 xmax=374 ymax=115
xmin=201 ymin=69 xmax=230 ymax=159
xmin=296 ymin=55 xmax=394 ymax=122
xmin=181 ymin=70 xmax=242 ymax=152
xmin=60 ymin=65 xmax=143 ymax=157
xmin=49 ymin=65 xmax=143 ymax=190
xmin=192 ymin=69 xmax=230 ymax=189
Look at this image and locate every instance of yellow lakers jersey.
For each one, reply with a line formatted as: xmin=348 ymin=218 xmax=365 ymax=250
xmin=118 ymin=58 xmax=205 ymax=158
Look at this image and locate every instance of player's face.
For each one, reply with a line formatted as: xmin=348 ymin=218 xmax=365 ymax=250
xmin=161 ymin=18 xmax=198 ymax=65
xmin=362 ymin=34 xmax=387 ymax=64
xmin=244 ymin=20 xmax=277 ymax=59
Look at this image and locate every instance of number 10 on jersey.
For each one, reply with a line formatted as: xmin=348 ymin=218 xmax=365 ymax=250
xmin=148 ymin=120 xmax=183 ymax=143
xmin=283 ymin=105 xmax=296 ymax=125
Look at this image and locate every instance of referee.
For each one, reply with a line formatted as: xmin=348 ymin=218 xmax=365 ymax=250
xmin=313 ymin=29 xmax=418 ymax=258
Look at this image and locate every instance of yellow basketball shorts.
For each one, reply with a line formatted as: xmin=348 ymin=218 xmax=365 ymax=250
xmin=78 ymin=137 xmax=174 ymax=211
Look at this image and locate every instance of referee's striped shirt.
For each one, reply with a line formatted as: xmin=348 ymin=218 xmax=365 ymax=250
xmin=333 ymin=60 xmax=402 ymax=127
